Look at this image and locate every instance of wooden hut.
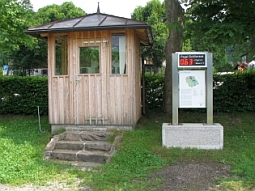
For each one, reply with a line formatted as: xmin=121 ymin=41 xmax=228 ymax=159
xmin=26 ymin=8 xmax=153 ymax=132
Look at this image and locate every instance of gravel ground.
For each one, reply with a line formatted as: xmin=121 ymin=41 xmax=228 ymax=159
xmin=0 ymin=179 xmax=90 ymax=191
xmin=0 ymin=162 xmax=232 ymax=191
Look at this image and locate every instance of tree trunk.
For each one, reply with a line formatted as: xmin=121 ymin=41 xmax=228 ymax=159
xmin=163 ymin=0 xmax=184 ymax=113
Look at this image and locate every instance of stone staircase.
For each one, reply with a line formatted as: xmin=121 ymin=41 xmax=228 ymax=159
xmin=44 ymin=130 xmax=120 ymax=168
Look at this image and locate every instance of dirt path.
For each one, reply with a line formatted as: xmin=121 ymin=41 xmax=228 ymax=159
xmin=0 ymin=179 xmax=90 ymax=191
xmin=149 ymin=161 xmax=232 ymax=191
xmin=0 ymin=162 xmax=233 ymax=191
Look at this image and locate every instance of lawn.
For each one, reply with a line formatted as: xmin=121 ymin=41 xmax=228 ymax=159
xmin=0 ymin=112 xmax=254 ymax=190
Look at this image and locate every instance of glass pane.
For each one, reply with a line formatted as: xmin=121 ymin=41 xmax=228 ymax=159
xmin=111 ymin=35 xmax=126 ymax=74
xmin=80 ymin=46 xmax=99 ymax=74
xmin=55 ymin=35 xmax=68 ymax=75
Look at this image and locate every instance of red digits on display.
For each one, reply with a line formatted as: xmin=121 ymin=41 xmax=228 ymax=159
xmin=188 ymin=58 xmax=194 ymax=65
xmin=180 ymin=58 xmax=194 ymax=66
xmin=180 ymin=58 xmax=187 ymax=65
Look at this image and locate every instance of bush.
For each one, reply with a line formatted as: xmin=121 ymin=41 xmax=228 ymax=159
xmin=143 ymin=74 xmax=164 ymax=113
xmin=0 ymin=76 xmax=48 ymax=115
xmin=213 ymin=71 xmax=255 ymax=112
xmin=143 ymin=71 xmax=255 ymax=113
xmin=1 ymin=71 xmax=255 ymax=115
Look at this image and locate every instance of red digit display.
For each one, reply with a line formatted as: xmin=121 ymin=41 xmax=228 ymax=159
xmin=178 ymin=54 xmax=206 ymax=67
xmin=189 ymin=58 xmax=194 ymax=65
xmin=180 ymin=58 xmax=194 ymax=66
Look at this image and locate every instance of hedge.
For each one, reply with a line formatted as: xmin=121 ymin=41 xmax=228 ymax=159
xmin=0 ymin=76 xmax=48 ymax=115
xmin=213 ymin=71 xmax=255 ymax=112
xmin=1 ymin=71 xmax=255 ymax=115
xmin=144 ymin=71 xmax=255 ymax=113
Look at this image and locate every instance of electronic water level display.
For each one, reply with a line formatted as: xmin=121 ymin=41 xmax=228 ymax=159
xmin=178 ymin=53 xmax=206 ymax=68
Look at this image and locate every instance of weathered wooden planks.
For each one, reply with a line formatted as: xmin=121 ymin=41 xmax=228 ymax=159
xmin=48 ymin=29 xmax=142 ymax=127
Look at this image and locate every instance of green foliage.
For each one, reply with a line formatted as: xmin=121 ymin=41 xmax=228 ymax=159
xmin=0 ymin=0 xmax=35 ymax=51
xmin=0 ymin=76 xmax=48 ymax=115
xmin=0 ymin=115 xmax=80 ymax=185
xmin=184 ymin=0 xmax=255 ymax=68
xmin=85 ymin=129 xmax=166 ymax=191
xmin=186 ymin=0 xmax=255 ymax=43
xmin=2 ymin=1 xmax=85 ymax=72
xmin=10 ymin=43 xmax=47 ymax=73
xmin=1 ymin=71 xmax=255 ymax=115
xmin=132 ymin=0 xmax=168 ymax=69
xmin=144 ymin=71 xmax=255 ymax=114
xmin=0 ymin=113 xmax=255 ymax=190
xmin=34 ymin=2 xmax=85 ymax=25
xmin=201 ymin=45 xmax=230 ymax=72
xmin=184 ymin=17 xmax=232 ymax=72
xmin=213 ymin=71 xmax=255 ymax=112
xmin=144 ymin=74 xmax=164 ymax=113
xmin=79 ymin=112 xmax=255 ymax=190
xmin=185 ymin=0 xmax=255 ymax=54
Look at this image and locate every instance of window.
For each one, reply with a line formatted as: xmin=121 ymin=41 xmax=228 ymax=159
xmin=55 ymin=35 xmax=68 ymax=75
xmin=79 ymin=46 xmax=100 ymax=74
xmin=111 ymin=35 xmax=126 ymax=74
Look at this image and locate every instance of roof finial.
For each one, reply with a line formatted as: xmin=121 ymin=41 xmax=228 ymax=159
xmin=97 ymin=2 xmax=100 ymax=14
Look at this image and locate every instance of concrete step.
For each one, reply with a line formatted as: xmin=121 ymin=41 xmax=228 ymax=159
xmin=53 ymin=160 xmax=103 ymax=170
xmin=55 ymin=141 xmax=113 ymax=151
xmin=59 ymin=131 xmax=113 ymax=141
xmin=55 ymin=141 xmax=84 ymax=150
xmin=51 ymin=149 xmax=109 ymax=163
xmin=84 ymin=141 xmax=113 ymax=151
xmin=77 ymin=150 xmax=109 ymax=163
xmin=44 ymin=130 xmax=121 ymax=167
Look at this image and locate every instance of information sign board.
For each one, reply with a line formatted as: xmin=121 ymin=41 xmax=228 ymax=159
xmin=179 ymin=70 xmax=206 ymax=108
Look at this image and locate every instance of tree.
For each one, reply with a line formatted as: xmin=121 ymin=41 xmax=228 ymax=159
xmin=10 ymin=2 xmax=85 ymax=72
xmin=184 ymin=0 xmax=255 ymax=60
xmin=164 ymin=0 xmax=184 ymax=113
xmin=132 ymin=0 xmax=168 ymax=73
xmin=0 ymin=0 xmax=35 ymax=50
xmin=132 ymin=0 xmax=184 ymax=112
xmin=34 ymin=2 xmax=85 ymax=24
xmin=0 ymin=0 xmax=36 ymax=66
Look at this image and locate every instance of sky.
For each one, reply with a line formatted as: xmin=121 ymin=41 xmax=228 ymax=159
xmin=29 ymin=0 xmax=155 ymax=18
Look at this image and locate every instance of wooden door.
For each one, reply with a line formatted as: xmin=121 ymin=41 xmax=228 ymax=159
xmin=72 ymin=38 xmax=108 ymax=125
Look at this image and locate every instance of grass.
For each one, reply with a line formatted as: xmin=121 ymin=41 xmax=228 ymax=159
xmin=0 ymin=115 xmax=78 ymax=186
xmin=0 ymin=112 xmax=255 ymax=190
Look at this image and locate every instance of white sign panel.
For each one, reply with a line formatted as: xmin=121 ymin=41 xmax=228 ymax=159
xmin=3 ymin=65 xmax=8 ymax=76
xmin=179 ymin=70 xmax=206 ymax=108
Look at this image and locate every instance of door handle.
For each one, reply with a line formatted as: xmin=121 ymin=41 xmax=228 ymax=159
xmin=75 ymin=76 xmax=81 ymax=85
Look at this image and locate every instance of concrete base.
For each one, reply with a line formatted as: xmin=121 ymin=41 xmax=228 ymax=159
xmin=162 ymin=123 xmax=223 ymax=150
xmin=51 ymin=124 xmax=133 ymax=133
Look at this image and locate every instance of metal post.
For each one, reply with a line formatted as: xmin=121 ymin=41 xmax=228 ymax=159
xmin=206 ymin=53 xmax=213 ymax=124
xmin=172 ymin=53 xmax=179 ymax=125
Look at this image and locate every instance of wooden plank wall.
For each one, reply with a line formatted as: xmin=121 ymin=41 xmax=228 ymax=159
xmin=71 ymin=31 xmax=107 ymax=125
xmin=134 ymin=32 xmax=142 ymax=124
xmin=48 ymin=34 xmax=72 ymax=124
xmin=48 ymin=29 xmax=142 ymax=126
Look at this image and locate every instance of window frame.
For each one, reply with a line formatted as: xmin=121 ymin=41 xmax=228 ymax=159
xmin=79 ymin=45 xmax=100 ymax=75
xmin=54 ymin=34 xmax=68 ymax=76
xmin=111 ymin=33 xmax=127 ymax=76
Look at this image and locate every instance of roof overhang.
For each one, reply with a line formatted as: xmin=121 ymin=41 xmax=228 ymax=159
xmin=26 ymin=13 xmax=154 ymax=46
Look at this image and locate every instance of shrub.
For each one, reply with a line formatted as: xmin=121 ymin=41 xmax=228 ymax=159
xmin=213 ymin=71 xmax=255 ymax=112
xmin=0 ymin=76 xmax=48 ymax=115
xmin=143 ymin=74 xmax=164 ymax=113
xmin=1 ymin=71 xmax=255 ymax=115
xmin=143 ymin=71 xmax=255 ymax=113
